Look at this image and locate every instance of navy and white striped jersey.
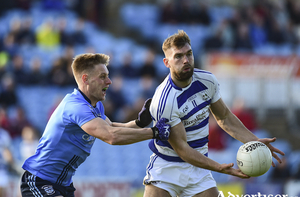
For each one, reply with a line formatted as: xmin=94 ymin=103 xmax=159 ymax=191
xmin=149 ymin=68 xmax=221 ymax=162
xmin=22 ymin=88 xmax=106 ymax=186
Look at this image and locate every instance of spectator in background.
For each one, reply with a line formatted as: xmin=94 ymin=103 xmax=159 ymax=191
xmin=139 ymin=49 xmax=157 ymax=79
xmin=8 ymin=17 xmax=22 ymax=42
xmin=177 ymin=0 xmax=193 ymax=24
xmin=9 ymin=106 xmax=32 ymax=139
xmin=160 ymin=1 xmax=179 ymax=24
xmin=0 ymin=107 xmax=14 ymax=138
xmin=56 ymin=16 xmax=71 ymax=46
xmin=71 ymin=18 xmax=87 ymax=45
xmin=233 ymin=22 xmax=253 ymax=51
xmin=284 ymin=21 xmax=299 ymax=48
xmin=231 ymin=98 xmax=257 ymax=132
xmin=119 ymin=53 xmax=138 ymax=79
xmin=139 ymin=75 xmax=157 ymax=100
xmin=36 ymin=18 xmax=60 ymax=49
xmin=47 ymin=46 xmax=75 ymax=86
xmin=249 ymin=12 xmax=268 ymax=47
xmin=15 ymin=17 xmax=35 ymax=45
xmin=56 ymin=16 xmax=87 ymax=47
xmin=10 ymin=54 xmax=28 ymax=85
xmin=105 ymin=75 xmax=128 ymax=121
xmin=0 ymin=52 xmax=9 ymax=79
xmin=1 ymin=33 xmax=18 ymax=58
xmin=13 ymin=0 xmax=32 ymax=10
xmin=19 ymin=126 xmax=39 ymax=164
xmin=27 ymin=57 xmax=47 ymax=85
xmin=203 ymin=26 xmax=224 ymax=52
xmin=286 ymin=0 xmax=300 ymax=25
xmin=47 ymin=57 xmax=68 ymax=86
xmin=268 ymin=18 xmax=286 ymax=45
xmin=0 ymin=73 xmax=18 ymax=108
xmin=208 ymin=114 xmax=227 ymax=150
xmin=193 ymin=2 xmax=211 ymax=26
xmin=160 ymin=0 xmax=211 ymax=25
xmin=0 ymin=126 xmax=14 ymax=197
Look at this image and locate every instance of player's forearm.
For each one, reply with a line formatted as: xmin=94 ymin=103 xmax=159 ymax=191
xmin=217 ymin=112 xmax=258 ymax=143
xmin=177 ymin=146 xmax=222 ymax=172
xmin=111 ymin=120 xmax=139 ymax=128
xmin=108 ymin=127 xmax=153 ymax=145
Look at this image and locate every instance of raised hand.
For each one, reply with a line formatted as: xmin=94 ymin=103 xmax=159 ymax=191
xmin=135 ymin=98 xmax=153 ymax=128
xmin=151 ymin=118 xmax=171 ymax=141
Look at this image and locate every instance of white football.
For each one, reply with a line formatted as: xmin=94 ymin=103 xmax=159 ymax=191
xmin=236 ymin=141 xmax=272 ymax=177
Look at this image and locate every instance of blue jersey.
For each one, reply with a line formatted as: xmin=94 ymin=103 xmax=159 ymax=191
xmin=22 ymin=88 xmax=106 ymax=186
xmin=149 ymin=69 xmax=221 ymax=162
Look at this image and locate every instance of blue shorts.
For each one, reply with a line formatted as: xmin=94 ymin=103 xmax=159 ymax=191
xmin=20 ymin=171 xmax=76 ymax=197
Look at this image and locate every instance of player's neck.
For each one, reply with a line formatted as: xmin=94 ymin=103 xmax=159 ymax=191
xmin=171 ymin=77 xmax=192 ymax=88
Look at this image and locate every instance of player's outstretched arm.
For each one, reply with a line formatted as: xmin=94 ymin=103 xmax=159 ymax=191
xmin=81 ymin=117 xmax=170 ymax=145
xmin=168 ymin=122 xmax=249 ymax=179
xmin=210 ymin=98 xmax=285 ymax=166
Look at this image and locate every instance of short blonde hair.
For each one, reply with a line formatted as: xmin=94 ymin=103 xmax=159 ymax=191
xmin=162 ymin=30 xmax=191 ymax=55
xmin=71 ymin=53 xmax=110 ymax=76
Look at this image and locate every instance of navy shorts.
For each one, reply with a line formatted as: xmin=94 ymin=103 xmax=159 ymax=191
xmin=20 ymin=171 xmax=76 ymax=197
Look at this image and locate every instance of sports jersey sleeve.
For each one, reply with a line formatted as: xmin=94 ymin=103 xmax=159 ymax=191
xmin=210 ymin=74 xmax=221 ymax=103
xmin=65 ymin=101 xmax=97 ymax=127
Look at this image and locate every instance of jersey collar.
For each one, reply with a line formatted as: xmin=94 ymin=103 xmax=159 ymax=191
xmin=168 ymin=74 xmax=194 ymax=91
xmin=76 ymin=88 xmax=92 ymax=105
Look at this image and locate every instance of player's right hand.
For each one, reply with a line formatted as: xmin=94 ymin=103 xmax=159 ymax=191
xmin=219 ymin=163 xmax=250 ymax=179
xmin=135 ymin=98 xmax=152 ymax=128
xmin=151 ymin=118 xmax=170 ymax=141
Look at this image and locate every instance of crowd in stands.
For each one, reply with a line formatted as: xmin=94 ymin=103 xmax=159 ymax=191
xmin=122 ymin=0 xmax=300 ymax=57
xmin=0 ymin=0 xmax=300 ymax=195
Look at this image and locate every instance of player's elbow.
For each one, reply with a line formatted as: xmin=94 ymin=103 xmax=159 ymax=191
xmin=105 ymin=135 xmax=119 ymax=145
xmin=105 ymin=131 xmax=123 ymax=145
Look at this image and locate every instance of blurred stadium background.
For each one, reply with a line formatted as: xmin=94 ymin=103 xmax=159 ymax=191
xmin=0 ymin=0 xmax=300 ymax=196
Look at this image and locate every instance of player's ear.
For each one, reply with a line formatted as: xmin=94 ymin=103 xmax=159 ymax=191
xmin=163 ymin=58 xmax=170 ymax=68
xmin=82 ymin=74 xmax=88 ymax=84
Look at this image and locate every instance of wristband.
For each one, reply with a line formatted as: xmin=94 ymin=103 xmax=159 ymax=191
xmin=151 ymin=127 xmax=158 ymax=139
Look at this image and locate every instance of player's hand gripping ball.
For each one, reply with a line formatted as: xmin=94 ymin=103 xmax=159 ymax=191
xmin=236 ymin=141 xmax=272 ymax=177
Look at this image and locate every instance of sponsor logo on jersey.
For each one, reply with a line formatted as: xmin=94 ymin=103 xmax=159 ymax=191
xmin=201 ymin=91 xmax=210 ymax=101
xmin=182 ymin=105 xmax=189 ymax=113
xmin=42 ymin=185 xmax=55 ymax=195
xmin=82 ymin=134 xmax=96 ymax=144
xmin=183 ymin=109 xmax=207 ymax=126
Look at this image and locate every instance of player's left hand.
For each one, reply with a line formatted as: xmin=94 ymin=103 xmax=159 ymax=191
xmin=258 ymin=137 xmax=285 ymax=167
xmin=152 ymin=118 xmax=170 ymax=141
xmin=135 ymin=98 xmax=152 ymax=128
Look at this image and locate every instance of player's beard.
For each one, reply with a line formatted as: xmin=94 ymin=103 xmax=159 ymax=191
xmin=174 ymin=64 xmax=194 ymax=81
